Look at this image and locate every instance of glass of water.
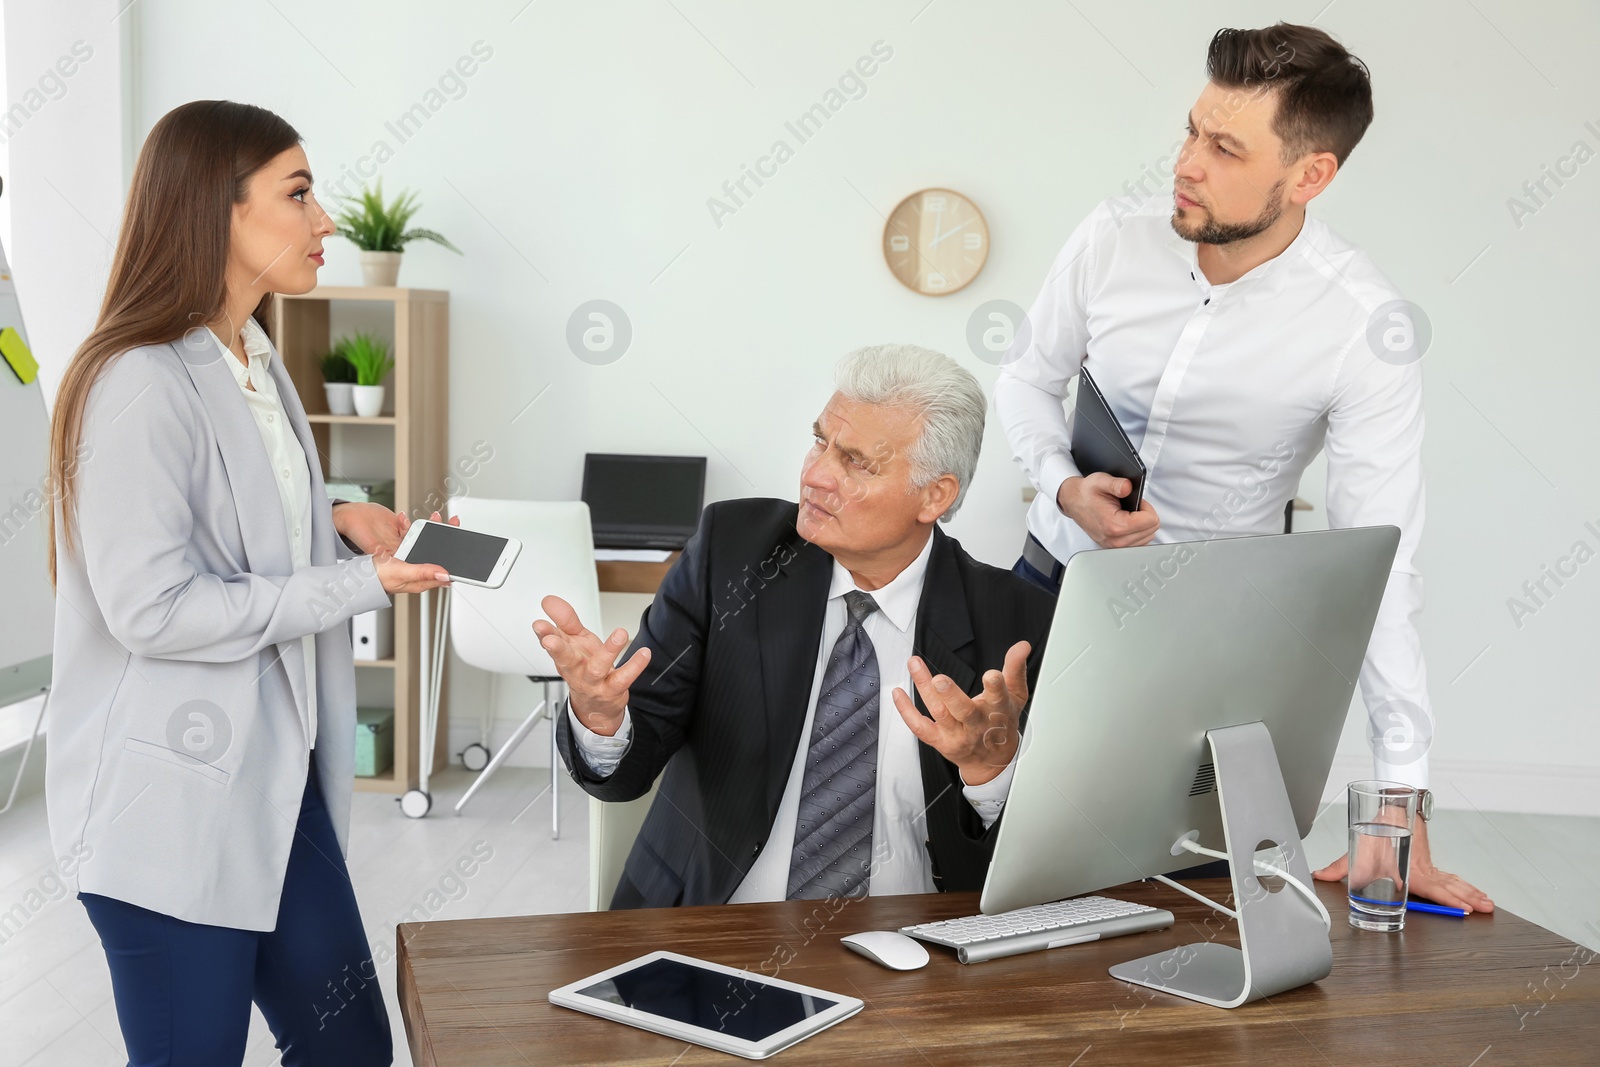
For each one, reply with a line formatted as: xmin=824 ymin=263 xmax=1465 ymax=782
xmin=1346 ymin=780 xmax=1418 ymax=932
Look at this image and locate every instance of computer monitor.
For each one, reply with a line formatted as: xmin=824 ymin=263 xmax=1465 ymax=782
xmin=981 ymin=525 xmax=1400 ymax=1006
xmin=581 ymin=454 xmax=707 ymax=549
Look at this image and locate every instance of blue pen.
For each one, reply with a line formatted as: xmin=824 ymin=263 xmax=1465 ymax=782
xmin=1404 ymin=900 xmax=1469 ymax=917
xmin=1350 ymin=894 xmax=1468 ymax=917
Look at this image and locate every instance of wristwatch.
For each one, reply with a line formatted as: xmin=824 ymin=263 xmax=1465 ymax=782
xmin=1416 ymin=788 xmax=1433 ymax=822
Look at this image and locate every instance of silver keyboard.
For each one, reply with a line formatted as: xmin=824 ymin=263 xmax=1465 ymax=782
xmin=901 ymin=895 xmax=1174 ymax=964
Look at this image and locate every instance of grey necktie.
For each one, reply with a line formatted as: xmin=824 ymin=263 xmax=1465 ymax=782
xmin=788 ymin=590 xmax=881 ymax=900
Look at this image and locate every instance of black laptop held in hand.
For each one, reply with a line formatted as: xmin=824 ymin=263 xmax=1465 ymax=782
xmin=1070 ymin=367 xmax=1146 ymax=512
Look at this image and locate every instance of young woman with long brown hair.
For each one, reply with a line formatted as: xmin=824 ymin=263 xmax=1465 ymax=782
xmin=46 ymin=100 xmax=452 ymax=1066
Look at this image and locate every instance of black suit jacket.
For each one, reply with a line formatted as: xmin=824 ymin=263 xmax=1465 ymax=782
xmin=556 ymin=498 xmax=1056 ymax=908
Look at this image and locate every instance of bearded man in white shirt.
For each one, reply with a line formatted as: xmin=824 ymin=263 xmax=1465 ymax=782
xmin=995 ymin=22 xmax=1492 ymax=913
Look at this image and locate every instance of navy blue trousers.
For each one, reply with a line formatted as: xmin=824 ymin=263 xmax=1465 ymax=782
xmin=80 ymin=758 xmax=391 ymax=1067
xmin=1011 ymin=549 xmax=1064 ymax=596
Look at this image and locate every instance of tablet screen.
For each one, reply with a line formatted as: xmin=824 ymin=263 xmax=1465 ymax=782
xmin=576 ymin=957 xmax=839 ymax=1043
xmin=405 ymin=523 xmax=507 ymax=583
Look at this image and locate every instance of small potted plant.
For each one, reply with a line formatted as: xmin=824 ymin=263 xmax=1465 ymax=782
xmin=321 ymin=347 xmax=357 ymax=416
xmin=342 ymin=332 xmax=395 ymax=417
xmin=333 ymin=181 xmax=461 ymax=287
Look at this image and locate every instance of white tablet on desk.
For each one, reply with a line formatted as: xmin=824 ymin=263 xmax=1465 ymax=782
xmin=548 ymin=950 xmax=863 ymax=1060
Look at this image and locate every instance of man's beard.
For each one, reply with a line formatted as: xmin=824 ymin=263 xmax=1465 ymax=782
xmin=1171 ymin=178 xmax=1287 ymax=245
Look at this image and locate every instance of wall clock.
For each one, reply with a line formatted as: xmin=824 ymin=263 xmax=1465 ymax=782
xmin=882 ymin=188 xmax=989 ymax=295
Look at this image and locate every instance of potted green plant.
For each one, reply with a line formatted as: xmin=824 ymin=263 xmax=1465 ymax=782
xmin=342 ymin=332 xmax=395 ymax=417
xmin=320 ymin=347 xmax=357 ymax=415
xmin=332 ymin=181 xmax=461 ymax=287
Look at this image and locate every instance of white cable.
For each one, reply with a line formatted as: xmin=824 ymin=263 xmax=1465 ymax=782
xmin=1256 ymin=859 xmax=1332 ymax=930
xmin=1152 ymin=874 xmax=1237 ymax=919
xmin=1175 ymin=838 xmax=1332 ymax=931
xmin=1180 ymin=839 xmax=1229 ymax=863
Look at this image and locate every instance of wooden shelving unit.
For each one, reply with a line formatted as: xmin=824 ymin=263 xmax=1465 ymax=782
xmin=269 ymin=286 xmax=450 ymax=795
xmin=308 ymin=414 xmax=398 ymax=425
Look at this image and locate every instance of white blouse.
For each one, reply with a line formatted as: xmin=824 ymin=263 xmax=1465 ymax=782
xmin=209 ymin=317 xmax=319 ymax=746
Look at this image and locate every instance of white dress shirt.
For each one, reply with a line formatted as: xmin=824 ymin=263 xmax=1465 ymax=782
xmin=571 ymin=530 xmax=1017 ymax=900
xmin=995 ymin=195 xmax=1431 ymax=788
xmin=210 ymin=318 xmax=319 ymax=746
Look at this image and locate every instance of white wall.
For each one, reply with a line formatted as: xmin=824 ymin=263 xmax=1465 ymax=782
xmin=14 ymin=0 xmax=1600 ymax=813
xmin=1 ymin=0 xmax=130 ymax=405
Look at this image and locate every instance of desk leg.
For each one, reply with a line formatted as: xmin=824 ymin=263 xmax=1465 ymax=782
xmin=549 ymin=680 xmax=561 ymax=840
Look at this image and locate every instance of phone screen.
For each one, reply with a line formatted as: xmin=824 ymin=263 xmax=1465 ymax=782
xmin=404 ymin=523 xmax=508 ymax=582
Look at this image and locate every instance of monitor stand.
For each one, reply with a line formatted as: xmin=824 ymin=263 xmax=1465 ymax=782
xmin=1107 ymin=720 xmax=1333 ymax=1008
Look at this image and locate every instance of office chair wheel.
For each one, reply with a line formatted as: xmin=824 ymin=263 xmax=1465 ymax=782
xmin=398 ymin=789 xmax=432 ymax=819
xmin=460 ymin=742 xmax=490 ymax=773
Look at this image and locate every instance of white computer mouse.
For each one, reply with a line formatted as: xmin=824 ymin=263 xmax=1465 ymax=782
xmin=840 ymin=930 xmax=930 ymax=971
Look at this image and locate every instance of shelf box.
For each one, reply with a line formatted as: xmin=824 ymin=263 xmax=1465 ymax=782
xmin=353 ymin=607 xmax=394 ymax=661
xmin=355 ymin=706 xmax=395 ymax=778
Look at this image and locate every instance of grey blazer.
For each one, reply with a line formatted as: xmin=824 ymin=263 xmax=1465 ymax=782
xmin=47 ymin=328 xmax=391 ymax=931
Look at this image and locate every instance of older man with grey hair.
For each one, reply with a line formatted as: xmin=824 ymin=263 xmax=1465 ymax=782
xmin=536 ymin=344 xmax=1057 ymax=908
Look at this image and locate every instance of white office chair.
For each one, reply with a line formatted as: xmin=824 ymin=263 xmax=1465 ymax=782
xmin=574 ymin=593 xmax=662 ymax=907
xmin=444 ymin=498 xmax=601 ymax=836
xmin=588 ymin=778 xmax=661 ymax=910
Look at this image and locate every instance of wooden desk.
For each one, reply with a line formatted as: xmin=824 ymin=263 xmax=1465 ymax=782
xmin=397 ymin=879 xmax=1599 ymax=1065
xmin=596 ymin=553 xmax=681 ymax=594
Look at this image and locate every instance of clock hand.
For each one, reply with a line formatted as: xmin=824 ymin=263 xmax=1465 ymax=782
xmin=930 ymin=220 xmax=971 ymax=247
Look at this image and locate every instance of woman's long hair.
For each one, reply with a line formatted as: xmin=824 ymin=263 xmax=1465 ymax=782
xmin=47 ymin=100 xmax=301 ymax=586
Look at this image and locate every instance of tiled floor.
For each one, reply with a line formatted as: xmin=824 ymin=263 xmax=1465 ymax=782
xmin=3 ymin=757 xmax=1597 ymax=1066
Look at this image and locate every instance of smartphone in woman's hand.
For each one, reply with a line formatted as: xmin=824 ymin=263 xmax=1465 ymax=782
xmin=396 ymin=520 xmax=520 ymax=588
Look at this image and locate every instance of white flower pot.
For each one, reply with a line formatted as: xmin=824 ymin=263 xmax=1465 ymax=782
xmin=359 ymin=251 xmax=402 ymax=288
xmin=323 ymin=382 xmax=356 ymax=416
xmin=352 ymin=384 xmax=386 ymax=417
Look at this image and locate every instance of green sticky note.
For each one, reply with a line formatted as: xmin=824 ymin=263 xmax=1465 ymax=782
xmin=0 ymin=327 xmax=37 ymax=385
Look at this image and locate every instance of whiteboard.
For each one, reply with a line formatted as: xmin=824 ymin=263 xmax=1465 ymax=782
xmin=0 ymin=231 xmax=54 ymax=709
